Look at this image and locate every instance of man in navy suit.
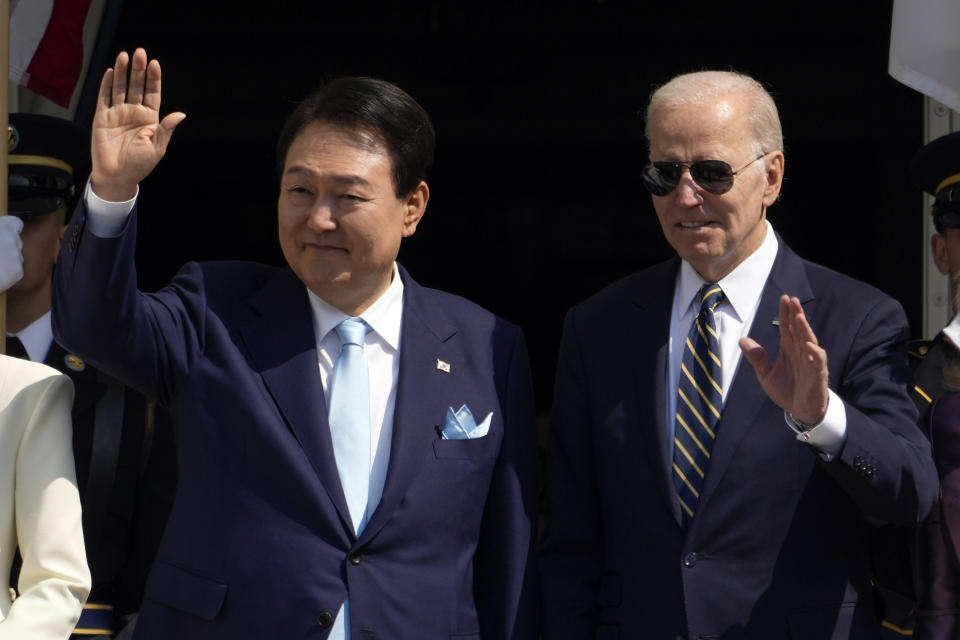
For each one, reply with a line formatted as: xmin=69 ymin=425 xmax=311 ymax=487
xmin=539 ymin=70 xmax=940 ymax=639
xmin=52 ymin=48 xmax=538 ymax=639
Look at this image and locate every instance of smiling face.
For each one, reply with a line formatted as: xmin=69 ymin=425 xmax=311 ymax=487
xmin=277 ymin=121 xmax=428 ymax=315
xmin=648 ymin=93 xmax=784 ymax=282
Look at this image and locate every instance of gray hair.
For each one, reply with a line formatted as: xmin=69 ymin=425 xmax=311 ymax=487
xmin=644 ymin=70 xmax=784 ymax=156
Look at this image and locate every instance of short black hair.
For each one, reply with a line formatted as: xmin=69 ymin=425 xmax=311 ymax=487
xmin=276 ymin=77 xmax=435 ymax=198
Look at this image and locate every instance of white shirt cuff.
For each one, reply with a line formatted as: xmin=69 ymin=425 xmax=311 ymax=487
xmin=784 ymin=388 xmax=847 ymax=461
xmin=84 ymin=180 xmax=138 ymax=237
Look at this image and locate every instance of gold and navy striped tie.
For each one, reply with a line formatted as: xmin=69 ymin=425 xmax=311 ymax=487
xmin=672 ymin=283 xmax=724 ymax=526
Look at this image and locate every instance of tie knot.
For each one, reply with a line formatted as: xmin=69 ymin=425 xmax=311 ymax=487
xmin=335 ymin=318 xmax=368 ymax=348
xmin=698 ymin=283 xmax=724 ymax=312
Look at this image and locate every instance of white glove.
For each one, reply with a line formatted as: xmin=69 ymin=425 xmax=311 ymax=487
xmin=0 ymin=216 xmax=24 ymax=293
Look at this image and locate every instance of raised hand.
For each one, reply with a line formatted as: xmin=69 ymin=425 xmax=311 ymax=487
xmin=91 ymin=48 xmax=186 ymax=202
xmin=739 ymin=295 xmax=830 ymax=425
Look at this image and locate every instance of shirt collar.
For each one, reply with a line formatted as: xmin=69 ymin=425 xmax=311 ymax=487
xmin=307 ymin=263 xmax=404 ymax=351
xmin=677 ymin=220 xmax=780 ymax=320
xmin=942 ymin=310 xmax=960 ymax=348
xmin=8 ymin=311 xmax=54 ymax=362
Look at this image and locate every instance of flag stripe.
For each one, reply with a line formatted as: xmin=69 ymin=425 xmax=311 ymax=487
xmin=9 ymin=0 xmax=54 ymax=82
xmin=12 ymin=0 xmax=95 ymax=107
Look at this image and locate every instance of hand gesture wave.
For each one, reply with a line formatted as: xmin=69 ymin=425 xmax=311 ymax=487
xmin=91 ymin=48 xmax=186 ymax=201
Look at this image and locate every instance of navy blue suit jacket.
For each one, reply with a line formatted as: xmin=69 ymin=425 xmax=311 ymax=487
xmin=539 ymin=239 xmax=939 ymax=640
xmin=53 ymin=203 xmax=539 ymax=639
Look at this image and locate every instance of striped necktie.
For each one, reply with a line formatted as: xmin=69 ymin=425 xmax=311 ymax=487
xmin=672 ymin=283 xmax=725 ymax=526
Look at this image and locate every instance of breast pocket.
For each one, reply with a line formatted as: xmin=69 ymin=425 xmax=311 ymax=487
xmin=432 ymin=435 xmax=499 ymax=461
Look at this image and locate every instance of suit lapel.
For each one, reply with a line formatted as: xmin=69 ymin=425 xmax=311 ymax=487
xmin=696 ymin=240 xmax=815 ymax=515
xmin=361 ymin=268 xmax=459 ymax=543
xmin=238 ymin=267 xmax=354 ymax=536
xmin=626 ymin=260 xmax=683 ymax=525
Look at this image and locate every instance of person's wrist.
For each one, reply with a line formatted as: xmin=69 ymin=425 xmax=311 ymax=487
xmin=90 ymin=176 xmax=137 ymax=203
xmin=788 ymin=412 xmax=819 ymax=432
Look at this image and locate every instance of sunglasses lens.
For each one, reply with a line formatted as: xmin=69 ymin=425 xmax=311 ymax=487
xmin=690 ymin=161 xmax=735 ymax=194
xmin=642 ymin=160 xmax=740 ymax=195
xmin=641 ymin=163 xmax=679 ymax=196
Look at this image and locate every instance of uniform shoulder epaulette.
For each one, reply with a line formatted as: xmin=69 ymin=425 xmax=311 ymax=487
xmin=908 ymin=338 xmax=934 ymax=363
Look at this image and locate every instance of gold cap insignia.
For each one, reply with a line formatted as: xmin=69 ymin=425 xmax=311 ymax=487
xmin=64 ymin=354 xmax=85 ymax=372
xmin=8 ymin=125 xmax=18 ymax=153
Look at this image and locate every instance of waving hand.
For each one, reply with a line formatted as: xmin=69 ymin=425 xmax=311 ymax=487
xmin=739 ymin=295 xmax=830 ymax=426
xmin=91 ymin=48 xmax=186 ymax=202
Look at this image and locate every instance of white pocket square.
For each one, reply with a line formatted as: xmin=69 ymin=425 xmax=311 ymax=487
xmin=440 ymin=405 xmax=492 ymax=440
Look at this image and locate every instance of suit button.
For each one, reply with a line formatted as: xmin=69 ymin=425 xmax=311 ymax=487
xmin=349 ymin=553 xmax=362 ymax=565
xmin=317 ymin=612 xmax=333 ymax=627
xmin=853 ymin=456 xmax=862 ymax=469
xmin=682 ymin=552 xmax=697 ymax=567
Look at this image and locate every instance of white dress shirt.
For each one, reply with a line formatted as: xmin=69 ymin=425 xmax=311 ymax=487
xmin=666 ymin=220 xmax=846 ymax=461
xmin=7 ymin=311 xmax=54 ymax=363
xmin=308 ymin=269 xmax=403 ymax=521
xmin=942 ymin=310 xmax=960 ymax=348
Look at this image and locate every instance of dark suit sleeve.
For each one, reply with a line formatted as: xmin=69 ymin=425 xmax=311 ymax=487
xmin=824 ymin=295 xmax=939 ymax=525
xmin=539 ymin=308 xmax=603 ymax=638
xmin=52 ymin=201 xmax=204 ymax=405
xmin=475 ymin=324 xmax=540 ymax=640
xmin=916 ymin=394 xmax=960 ymax=640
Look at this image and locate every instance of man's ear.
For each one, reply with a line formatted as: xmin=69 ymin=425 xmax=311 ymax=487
xmin=401 ymin=181 xmax=429 ymax=238
xmin=933 ymin=233 xmax=951 ymax=275
xmin=761 ymin=151 xmax=785 ymax=207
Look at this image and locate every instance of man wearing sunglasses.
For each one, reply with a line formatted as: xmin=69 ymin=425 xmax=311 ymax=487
xmin=540 ymin=70 xmax=938 ymax=639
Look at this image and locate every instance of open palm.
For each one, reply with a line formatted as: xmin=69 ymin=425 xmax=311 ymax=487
xmin=91 ymin=48 xmax=185 ymax=201
xmin=739 ymin=294 xmax=830 ymax=425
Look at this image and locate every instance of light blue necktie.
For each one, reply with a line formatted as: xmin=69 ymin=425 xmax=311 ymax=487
xmin=328 ymin=317 xmax=371 ymax=535
xmin=327 ymin=318 xmax=370 ymax=640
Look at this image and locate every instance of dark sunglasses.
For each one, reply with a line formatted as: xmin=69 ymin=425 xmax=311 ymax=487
xmin=641 ymin=153 xmax=767 ymax=196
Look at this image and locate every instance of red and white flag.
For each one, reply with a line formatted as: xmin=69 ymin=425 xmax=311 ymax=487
xmin=889 ymin=0 xmax=960 ymax=112
xmin=10 ymin=0 xmax=95 ymax=108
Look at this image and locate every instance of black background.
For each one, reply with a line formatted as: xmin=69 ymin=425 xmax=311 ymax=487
xmin=98 ymin=1 xmax=925 ymax=414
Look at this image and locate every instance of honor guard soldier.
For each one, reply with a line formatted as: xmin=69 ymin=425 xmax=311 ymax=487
xmin=4 ymin=113 xmax=175 ymax=639
xmin=865 ymin=132 xmax=960 ymax=640
xmin=912 ymin=131 xmax=960 ymax=640
xmin=909 ymin=131 xmax=960 ymax=418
